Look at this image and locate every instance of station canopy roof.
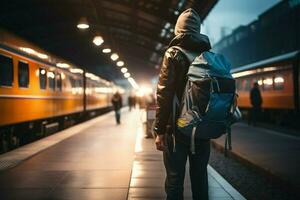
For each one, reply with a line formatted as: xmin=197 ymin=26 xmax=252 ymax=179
xmin=0 ymin=0 xmax=217 ymax=85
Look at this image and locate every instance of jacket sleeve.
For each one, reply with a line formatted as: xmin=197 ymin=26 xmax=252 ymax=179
xmin=154 ymin=48 xmax=178 ymax=135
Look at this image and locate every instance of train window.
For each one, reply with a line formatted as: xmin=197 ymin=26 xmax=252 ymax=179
xmin=263 ymin=77 xmax=273 ymax=90
xmin=244 ymin=79 xmax=251 ymax=91
xmin=18 ymin=61 xmax=29 ymax=88
xmin=0 ymin=54 xmax=13 ymax=87
xmin=48 ymin=71 xmax=55 ymax=90
xmin=274 ymin=76 xmax=284 ymax=90
xmin=56 ymin=73 xmax=62 ymax=91
xmin=76 ymin=79 xmax=83 ymax=88
xmin=69 ymin=76 xmax=76 ymax=88
xmin=39 ymin=68 xmax=47 ymax=89
xmin=257 ymin=79 xmax=263 ymax=87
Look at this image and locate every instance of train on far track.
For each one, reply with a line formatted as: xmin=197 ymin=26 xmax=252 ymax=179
xmin=0 ymin=29 xmax=122 ymax=153
xmin=232 ymin=50 xmax=300 ymax=128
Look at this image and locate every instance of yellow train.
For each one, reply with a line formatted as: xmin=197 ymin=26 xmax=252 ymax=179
xmin=0 ymin=29 xmax=119 ymax=152
xmin=232 ymin=50 xmax=300 ymax=126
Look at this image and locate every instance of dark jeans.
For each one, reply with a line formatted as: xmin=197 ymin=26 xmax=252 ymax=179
xmin=114 ymin=110 xmax=121 ymax=124
xmin=163 ymin=135 xmax=210 ymax=200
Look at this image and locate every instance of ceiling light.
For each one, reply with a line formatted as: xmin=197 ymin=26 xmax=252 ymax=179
xmin=124 ymin=72 xmax=130 ymax=78
xmin=77 ymin=17 xmax=89 ymax=29
xmin=128 ymin=77 xmax=139 ymax=89
xmin=116 ymin=61 xmax=124 ymax=67
xmin=164 ymin=22 xmax=171 ymax=29
xmin=121 ymin=67 xmax=128 ymax=73
xmin=93 ymin=36 xmax=104 ymax=46
xmin=111 ymin=53 xmax=119 ymax=61
xmin=37 ymin=53 xmax=48 ymax=59
xmin=20 ymin=47 xmax=36 ymax=54
xmin=102 ymin=48 xmax=111 ymax=53
xmin=160 ymin=29 xmax=166 ymax=37
xmin=56 ymin=63 xmax=70 ymax=69
xmin=85 ymin=72 xmax=95 ymax=78
xmin=70 ymin=68 xmax=84 ymax=74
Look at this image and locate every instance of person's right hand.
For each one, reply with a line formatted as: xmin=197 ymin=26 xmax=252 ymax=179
xmin=155 ymin=134 xmax=165 ymax=151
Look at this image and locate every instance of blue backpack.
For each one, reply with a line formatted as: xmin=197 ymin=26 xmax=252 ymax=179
xmin=173 ymin=46 xmax=238 ymax=154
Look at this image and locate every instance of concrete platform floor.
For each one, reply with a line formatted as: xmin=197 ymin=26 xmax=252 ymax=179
xmin=0 ymin=109 xmax=245 ymax=200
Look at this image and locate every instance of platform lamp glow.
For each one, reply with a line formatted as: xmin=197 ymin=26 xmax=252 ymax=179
xmin=102 ymin=48 xmax=111 ymax=53
xmin=124 ymin=72 xmax=130 ymax=78
xmin=93 ymin=35 xmax=104 ymax=46
xmin=121 ymin=67 xmax=128 ymax=73
xmin=116 ymin=61 xmax=124 ymax=67
xmin=128 ymin=77 xmax=139 ymax=89
xmin=77 ymin=17 xmax=89 ymax=29
xmin=111 ymin=53 xmax=119 ymax=61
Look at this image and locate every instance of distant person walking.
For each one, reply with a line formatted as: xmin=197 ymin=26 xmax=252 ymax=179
xmin=128 ymin=96 xmax=133 ymax=111
xmin=111 ymin=91 xmax=123 ymax=124
xmin=249 ymin=82 xmax=262 ymax=126
xmin=154 ymin=8 xmax=211 ymax=200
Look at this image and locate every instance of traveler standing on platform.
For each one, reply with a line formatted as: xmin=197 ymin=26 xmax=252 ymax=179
xmin=249 ymin=82 xmax=262 ymax=126
xmin=154 ymin=8 xmax=211 ymax=200
xmin=111 ymin=91 xmax=123 ymax=124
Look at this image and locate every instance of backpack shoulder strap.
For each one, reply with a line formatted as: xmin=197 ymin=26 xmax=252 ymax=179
xmin=171 ymin=46 xmax=199 ymax=136
xmin=171 ymin=46 xmax=199 ymax=64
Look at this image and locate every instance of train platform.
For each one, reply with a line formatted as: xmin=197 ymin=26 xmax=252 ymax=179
xmin=0 ymin=109 xmax=245 ymax=200
xmin=213 ymin=123 xmax=300 ymax=191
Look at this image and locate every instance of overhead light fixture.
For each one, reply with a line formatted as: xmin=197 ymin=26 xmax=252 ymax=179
xmin=124 ymin=72 xmax=130 ymax=78
xmin=77 ymin=17 xmax=89 ymax=29
xmin=116 ymin=61 xmax=124 ymax=67
xmin=20 ymin=47 xmax=48 ymax=59
xmin=20 ymin=47 xmax=36 ymax=54
xmin=93 ymin=35 xmax=104 ymax=46
xmin=85 ymin=72 xmax=100 ymax=81
xmin=121 ymin=67 xmax=128 ymax=73
xmin=70 ymin=68 xmax=84 ymax=74
xmin=37 ymin=53 xmax=48 ymax=59
xmin=56 ymin=63 xmax=70 ymax=69
xmin=164 ymin=22 xmax=171 ymax=29
xmin=111 ymin=53 xmax=119 ymax=61
xmin=102 ymin=48 xmax=111 ymax=53
xmin=85 ymin=72 xmax=93 ymax=78
xmin=128 ymin=77 xmax=139 ymax=89
xmin=160 ymin=29 xmax=166 ymax=37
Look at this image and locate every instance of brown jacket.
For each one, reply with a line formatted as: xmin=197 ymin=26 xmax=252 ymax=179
xmin=154 ymin=33 xmax=211 ymax=137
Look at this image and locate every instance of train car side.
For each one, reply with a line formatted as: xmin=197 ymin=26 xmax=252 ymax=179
xmin=0 ymin=30 xmax=116 ymax=152
xmin=235 ymin=63 xmax=294 ymax=109
xmin=232 ymin=50 xmax=300 ymax=127
xmin=0 ymin=48 xmax=84 ymax=127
